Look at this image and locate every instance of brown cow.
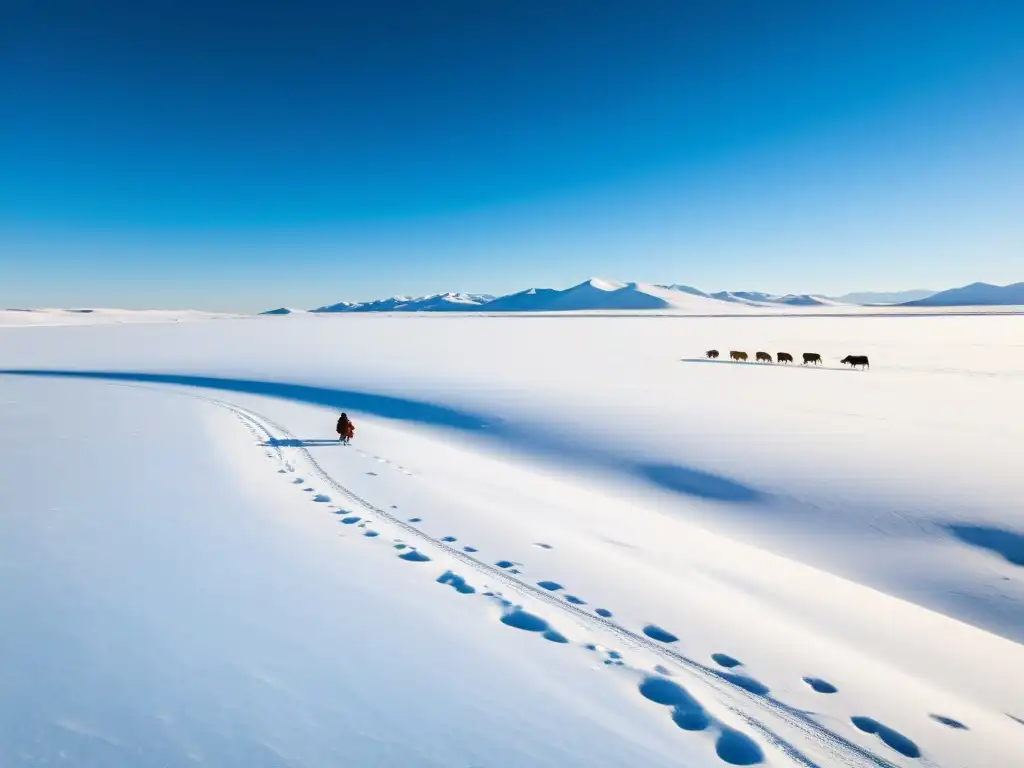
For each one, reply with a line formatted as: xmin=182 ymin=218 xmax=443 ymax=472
xmin=777 ymin=352 xmax=793 ymax=364
xmin=802 ymin=352 xmax=822 ymax=365
xmin=755 ymin=351 xmax=772 ymax=363
xmin=706 ymin=349 xmax=719 ymax=359
xmin=730 ymin=351 xmax=748 ymax=362
xmin=841 ymin=355 xmax=870 ymax=369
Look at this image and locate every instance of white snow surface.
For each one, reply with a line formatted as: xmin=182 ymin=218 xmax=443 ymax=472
xmin=2 ymin=311 xmax=1023 ymax=767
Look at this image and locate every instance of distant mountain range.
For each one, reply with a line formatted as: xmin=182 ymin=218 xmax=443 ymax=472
xmin=899 ymin=282 xmax=1024 ymax=307
xmin=261 ymin=280 xmax=1020 ymax=315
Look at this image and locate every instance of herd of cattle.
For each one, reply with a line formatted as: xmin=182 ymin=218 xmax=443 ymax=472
xmin=705 ymin=349 xmax=870 ymax=368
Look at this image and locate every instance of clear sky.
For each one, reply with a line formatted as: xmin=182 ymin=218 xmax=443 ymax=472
xmin=2 ymin=0 xmax=1022 ymax=311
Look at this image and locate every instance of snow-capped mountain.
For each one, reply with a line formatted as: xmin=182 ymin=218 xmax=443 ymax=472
xmin=833 ymin=289 xmax=936 ymax=305
xmin=282 ymin=278 xmax=974 ymax=313
xmin=899 ymin=282 xmax=1024 ymax=307
xmin=314 ymin=293 xmax=495 ymax=313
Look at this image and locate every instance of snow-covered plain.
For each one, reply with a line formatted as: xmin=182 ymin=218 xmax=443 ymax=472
xmin=2 ymin=310 xmax=1023 ymax=767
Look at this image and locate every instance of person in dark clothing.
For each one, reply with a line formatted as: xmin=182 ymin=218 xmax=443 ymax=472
xmin=336 ymin=412 xmax=355 ymax=444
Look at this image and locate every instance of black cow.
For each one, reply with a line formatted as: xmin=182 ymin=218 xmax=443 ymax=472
xmin=706 ymin=349 xmax=719 ymax=359
xmin=802 ymin=352 xmax=822 ymax=365
xmin=730 ymin=350 xmax=748 ymax=362
xmin=755 ymin=351 xmax=772 ymax=363
xmin=777 ymin=352 xmax=793 ymax=364
xmin=841 ymin=355 xmax=870 ymax=369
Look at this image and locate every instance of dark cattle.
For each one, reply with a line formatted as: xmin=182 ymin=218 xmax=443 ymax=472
xmin=706 ymin=349 xmax=719 ymax=359
xmin=730 ymin=351 xmax=748 ymax=362
xmin=841 ymin=355 xmax=870 ymax=369
xmin=777 ymin=352 xmax=793 ymax=364
xmin=755 ymin=351 xmax=772 ymax=363
xmin=802 ymin=353 xmax=822 ymax=365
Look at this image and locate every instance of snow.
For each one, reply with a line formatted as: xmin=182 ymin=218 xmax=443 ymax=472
xmin=2 ymin=309 xmax=1023 ymax=767
xmin=0 ymin=308 xmax=238 ymax=327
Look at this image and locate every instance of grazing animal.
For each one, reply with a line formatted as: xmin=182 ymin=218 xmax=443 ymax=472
xmin=755 ymin=351 xmax=772 ymax=363
xmin=841 ymin=354 xmax=870 ymax=369
xmin=706 ymin=349 xmax=719 ymax=359
xmin=777 ymin=352 xmax=793 ymax=364
xmin=802 ymin=352 xmax=822 ymax=365
xmin=730 ymin=351 xmax=748 ymax=362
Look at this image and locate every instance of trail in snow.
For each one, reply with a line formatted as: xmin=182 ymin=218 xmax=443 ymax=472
xmin=109 ymin=378 xmax=933 ymax=768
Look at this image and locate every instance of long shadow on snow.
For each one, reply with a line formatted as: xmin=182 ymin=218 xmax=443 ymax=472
xmin=946 ymin=524 xmax=1024 ymax=566
xmin=0 ymin=369 xmax=766 ymax=505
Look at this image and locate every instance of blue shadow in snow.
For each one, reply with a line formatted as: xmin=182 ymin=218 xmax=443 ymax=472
xmin=946 ymin=524 xmax=1024 ymax=566
xmin=0 ymin=369 xmax=767 ymax=506
xmin=639 ymin=464 xmax=763 ymax=503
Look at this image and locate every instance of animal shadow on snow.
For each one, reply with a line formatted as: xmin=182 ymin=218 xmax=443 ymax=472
xmin=1 ymin=369 xmax=767 ymax=506
xmin=945 ymin=524 xmax=1024 ymax=566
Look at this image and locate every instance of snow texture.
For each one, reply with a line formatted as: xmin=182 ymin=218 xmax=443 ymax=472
xmin=1 ymin=308 xmax=1023 ymax=767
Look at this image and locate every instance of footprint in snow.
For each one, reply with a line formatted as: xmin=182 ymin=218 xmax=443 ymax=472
xmin=398 ymin=550 xmax=431 ymax=563
xmin=437 ymin=570 xmax=475 ymax=594
xmin=340 ymin=516 xmax=361 ymax=524
xmin=363 ymin=531 xmax=379 ymax=538
xmin=595 ymin=608 xmax=613 ymax=618
xmin=499 ymin=607 xmax=567 ymax=643
xmin=292 ymin=478 xmax=304 ymax=484
xmin=929 ymin=714 xmax=967 ymax=730
xmin=537 ymin=581 xmax=563 ymax=591
xmin=408 ymin=517 xmax=422 ymax=523
xmin=712 ymin=653 xmax=742 ymax=669
xmin=643 ymin=624 xmax=679 ymax=643
xmin=441 ymin=536 xmax=457 ymax=543
xmin=313 ymin=494 xmax=331 ymax=503
xmin=638 ymin=677 xmax=764 ymax=765
xmin=495 ymin=560 xmax=517 ymax=569
xmin=463 ymin=546 xmax=478 ymax=553
xmin=717 ymin=672 xmax=769 ymax=696
xmin=366 ymin=472 xmax=378 ymax=477
xmin=534 ymin=543 xmax=553 ymax=550
xmin=850 ymin=717 xmax=920 ymax=759
xmin=565 ymin=595 xmax=586 ymax=605
xmin=802 ymin=676 xmax=838 ymax=694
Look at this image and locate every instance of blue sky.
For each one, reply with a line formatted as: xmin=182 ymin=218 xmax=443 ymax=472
xmin=1 ymin=0 xmax=1021 ymax=311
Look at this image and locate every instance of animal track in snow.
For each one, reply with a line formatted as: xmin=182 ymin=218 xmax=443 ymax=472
xmin=717 ymin=672 xmax=769 ymax=697
xmin=499 ymin=607 xmax=568 ymax=643
xmin=366 ymin=471 xmax=378 ymax=477
xmin=292 ymin=478 xmax=304 ymax=484
xmin=595 ymin=608 xmax=613 ymax=618
xmin=408 ymin=517 xmax=422 ymax=523
xmin=643 ymin=625 xmax=679 ymax=643
xmin=537 ymin=581 xmax=563 ymax=591
xmin=565 ymin=595 xmax=586 ymax=605
xmin=534 ymin=543 xmax=553 ymax=549
xmin=462 ymin=546 xmax=478 ymax=553
xmin=313 ymin=494 xmax=331 ymax=503
xmin=850 ymin=717 xmax=920 ymax=759
xmin=441 ymin=536 xmax=457 ymax=543
xmin=712 ymin=653 xmax=742 ymax=669
xmin=495 ymin=560 xmax=517 ymax=569
xmin=340 ymin=516 xmax=361 ymax=524
xmin=638 ymin=676 xmax=764 ymax=765
xmin=929 ymin=714 xmax=967 ymax=730
xmin=802 ymin=677 xmax=838 ymax=694
xmin=363 ymin=530 xmax=379 ymax=538
xmin=437 ymin=570 xmax=476 ymax=594
xmin=398 ymin=550 xmax=431 ymax=563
